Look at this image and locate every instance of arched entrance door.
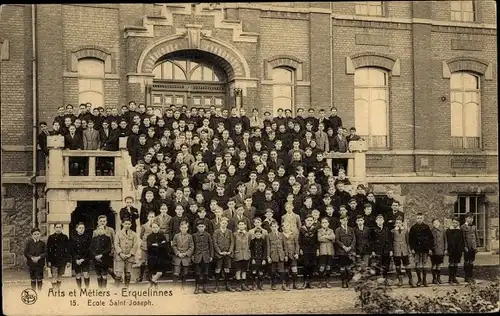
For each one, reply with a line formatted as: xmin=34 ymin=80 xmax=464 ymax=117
xmin=149 ymin=49 xmax=229 ymax=114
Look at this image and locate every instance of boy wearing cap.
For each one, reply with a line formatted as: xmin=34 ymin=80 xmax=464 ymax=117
xmin=24 ymin=227 xmax=47 ymax=292
xmin=446 ymin=217 xmax=464 ymax=284
xmin=461 ymin=212 xmax=479 ymax=283
xmin=192 ymin=220 xmax=214 ymax=294
xmin=370 ymin=214 xmax=393 ymax=285
xmin=212 ymin=217 xmax=235 ymax=292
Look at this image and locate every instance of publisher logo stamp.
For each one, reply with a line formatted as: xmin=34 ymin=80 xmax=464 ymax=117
xmin=21 ymin=288 xmax=37 ymax=305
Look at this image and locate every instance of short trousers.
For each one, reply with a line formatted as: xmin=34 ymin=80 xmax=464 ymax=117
xmin=234 ymin=260 xmax=249 ymax=271
xmin=337 ymin=255 xmax=352 ymax=267
xmin=448 ymin=252 xmax=462 ymax=264
xmin=373 ymin=254 xmax=391 ymax=270
xmin=216 ymin=256 xmax=232 ymax=270
xmin=115 ymin=258 xmax=134 ymax=275
xmin=94 ymin=265 xmax=109 ymax=276
xmin=414 ymin=252 xmax=429 ymax=265
xmin=285 ymin=258 xmax=298 ymax=268
xmin=270 ymin=261 xmax=285 ymax=273
xmin=301 ymin=253 xmax=317 ymax=267
xmin=50 ymin=266 xmax=66 ymax=277
xmin=318 ymin=255 xmax=333 ymax=267
xmin=195 ymin=261 xmax=210 ymax=276
xmin=393 ymin=256 xmax=410 ymax=267
xmin=430 ymin=255 xmax=444 ymax=265
xmin=73 ymin=261 xmax=90 ymax=274
xmin=464 ymin=250 xmax=476 ymax=262
xmin=251 ymin=260 xmax=265 ymax=271
xmin=29 ymin=266 xmax=44 ymax=280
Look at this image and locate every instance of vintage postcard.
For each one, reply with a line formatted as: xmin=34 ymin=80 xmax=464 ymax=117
xmin=1 ymin=2 xmax=498 ymax=315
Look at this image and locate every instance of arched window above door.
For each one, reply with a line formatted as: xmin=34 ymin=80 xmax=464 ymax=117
xmin=153 ymin=59 xmax=225 ymax=82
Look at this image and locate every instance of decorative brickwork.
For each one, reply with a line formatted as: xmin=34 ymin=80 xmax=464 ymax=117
xmin=69 ymin=46 xmax=113 ymax=73
xmin=264 ymin=55 xmax=304 ymax=80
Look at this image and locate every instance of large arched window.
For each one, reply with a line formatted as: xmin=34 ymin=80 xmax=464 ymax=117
xmin=354 ymin=67 xmax=389 ymax=148
xmin=450 ymin=72 xmax=481 ymax=149
xmin=272 ymin=67 xmax=294 ymax=116
xmin=78 ymin=58 xmax=104 ymax=108
xmin=153 ymin=59 xmax=223 ymax=82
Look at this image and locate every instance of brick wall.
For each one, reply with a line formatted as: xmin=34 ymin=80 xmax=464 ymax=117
xmin=0 ymin=5 xmax=33 ymax=173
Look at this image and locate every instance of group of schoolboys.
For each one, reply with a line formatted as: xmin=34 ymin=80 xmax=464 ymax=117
xmin=28 ymin=103 xmax=479 ymax=294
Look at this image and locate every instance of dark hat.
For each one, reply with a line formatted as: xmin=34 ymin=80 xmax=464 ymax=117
xmin=349 ymin=198 xmax=356 ymax=203
xmin=356 ymin=215 xmax=364 ymax=220
xmin=195 ymin=219 xmax=206 ymax=227
xmin=364 ymin=203 xmax=372 ymax=208
xmin=376 ymin=214 xmax=384 ymax=219
xmin=31 ymin=227 xmax=41 ymax=234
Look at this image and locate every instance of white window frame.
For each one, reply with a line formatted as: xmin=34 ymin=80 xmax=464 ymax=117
xmin=450 ymin=72 xmax=481 ymax=149
xmin=454 ymin=195 xmax=486 ymax=249
xmin=78 ymin=58 xmax=105 ymax=109
xmin=354 ymin=67 xmax=390 ymax=149
xmin=355 ymin=1 xmax=384 ymax=16
xmin=450 ymin=0 xmax=476 ymax=22
xmin=272 ymin=67 xmax=295 ymax=117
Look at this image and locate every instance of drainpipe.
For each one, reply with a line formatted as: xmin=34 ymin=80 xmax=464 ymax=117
xmin=329 ymin=1 xmax=333 ymax=108
xmin=31 ymin=4 xmax=38 ymax=228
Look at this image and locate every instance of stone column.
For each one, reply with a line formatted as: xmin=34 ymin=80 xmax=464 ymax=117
xmin=46 ymin=136 xmax=65 ymax=182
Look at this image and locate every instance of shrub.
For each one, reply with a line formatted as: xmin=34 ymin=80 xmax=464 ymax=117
xmin=351 ymin=256 xmax=499 ymax=313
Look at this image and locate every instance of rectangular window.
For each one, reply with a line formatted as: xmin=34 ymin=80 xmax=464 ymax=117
xmin=355 ymin=1 xmax=384 ymax=16
xmin=454 ymin=195 xmax=486 ymax=248
xmin=451 ymin=1 xmax=475 ymax=22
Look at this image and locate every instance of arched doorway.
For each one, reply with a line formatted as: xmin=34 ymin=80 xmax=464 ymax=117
xmin=149 ymin=49 xmax=229 ymax=114
xmin=70 ymin=201 xmax=116 ymax=238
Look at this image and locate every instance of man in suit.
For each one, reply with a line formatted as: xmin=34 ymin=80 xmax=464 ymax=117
xmin=37 ymin=121 xmax=51 ymax=157
xmin=83 ymin=120 xmax=100 ymax=150
xmin=327 ymin=107 xmax=343 ymax=136
xmin=64 ymin=125 xmax=84 ymax=175
xmin=232 ymin=182 xmax=248 ymax=206
xmin=245 ymin=171 xmax=259 ymax=197
xmin=99 ymin=121 xmax=120 ymax=175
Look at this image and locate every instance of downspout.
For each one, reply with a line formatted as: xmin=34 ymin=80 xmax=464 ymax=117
xmin=329 ymin=1 xmax=333 ymax=107
xmin=31 ymin=4 xmax=38 ymax=228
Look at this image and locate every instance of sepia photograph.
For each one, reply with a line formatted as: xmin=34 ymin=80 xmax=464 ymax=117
xmin=0 ymin=1 xmax=498 ymax=314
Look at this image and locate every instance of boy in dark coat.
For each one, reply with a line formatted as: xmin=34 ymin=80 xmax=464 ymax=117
xmin=354 ymin=215 xmax=371 ymax=270
xmin=24 ymin=227 xmax=47 ymax=292
xmin=147 ymin=221 xmax=168 ymax=288
xmin=71 ymin=222 xmax=92 ymax=289
xmin=461 ymin=212 xmax=479 ymax=283
xmin=47 ymin=223 xmax=71 ymax=290
xmin=192 ymin=220 xmax=214 ymax=294
xmin=370 ymin=214 xmax=393 ymax=285
xmin=250 ymin=228 xmax=268 ymax=290
xmin=446 ymin=217 xmax=464 ymax=284
xmin=299 ymin=215 xmax=318 ymax=289
xmin=409 ymin=213 xmax=434 ymax=287
xmin=91 ymin=225 xmax=113 ymax=289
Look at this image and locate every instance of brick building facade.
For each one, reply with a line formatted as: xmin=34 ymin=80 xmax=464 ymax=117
xmin=1 ymin=2 xmax=498 ymax=269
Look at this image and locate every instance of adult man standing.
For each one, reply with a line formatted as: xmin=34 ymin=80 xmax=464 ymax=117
xmin=327 ymin=107 xmax=342 ymax=136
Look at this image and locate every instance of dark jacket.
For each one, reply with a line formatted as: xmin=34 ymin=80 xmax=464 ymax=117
xmin=100 ymin=128 xmax=119 ymax=151
xmin=24 ymin=238 xmax=47 ymax=268
xmin=146 ymin=232 xmax=169 ymax=268
xmin=37 ymin=131 xmax=50 ymax=156
xmin=446 ymin=228 xmax=465 ymax=254
xmin=335 ymin=226 xmax=356 ymax=256
xmin=70 ymin=233 xmax=92 ymax=265
xmin=47 ymin=232 xmax=71 ymax=267
xmin=370 ymin=225 xmax=393 ymax=255
xmin=64 ymin=133 xmax=84 ymax=150
xmin=119 ymin=207 xmax=140 ymax=232
xmin=250 ymin=237 xmax=267 ymax=260
xmin=192 ymin=231 xmax=214 ymax=264
xmin=354 ymin=225 xmax=371 ymax=255
xmin=385 ymin=210 xmax=405 ymax=231
xmin=461 ymin=223 xmax=479 ymax=250
xmin=298 ymin=225 xmax=318 ymax=254
xmin=90 ymin=233 xmax=113 ymax=268
xmin=409 ymin=223 xmax=434 ymax=253
xmin=431 ymin=227 xmax=447 ymax=256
